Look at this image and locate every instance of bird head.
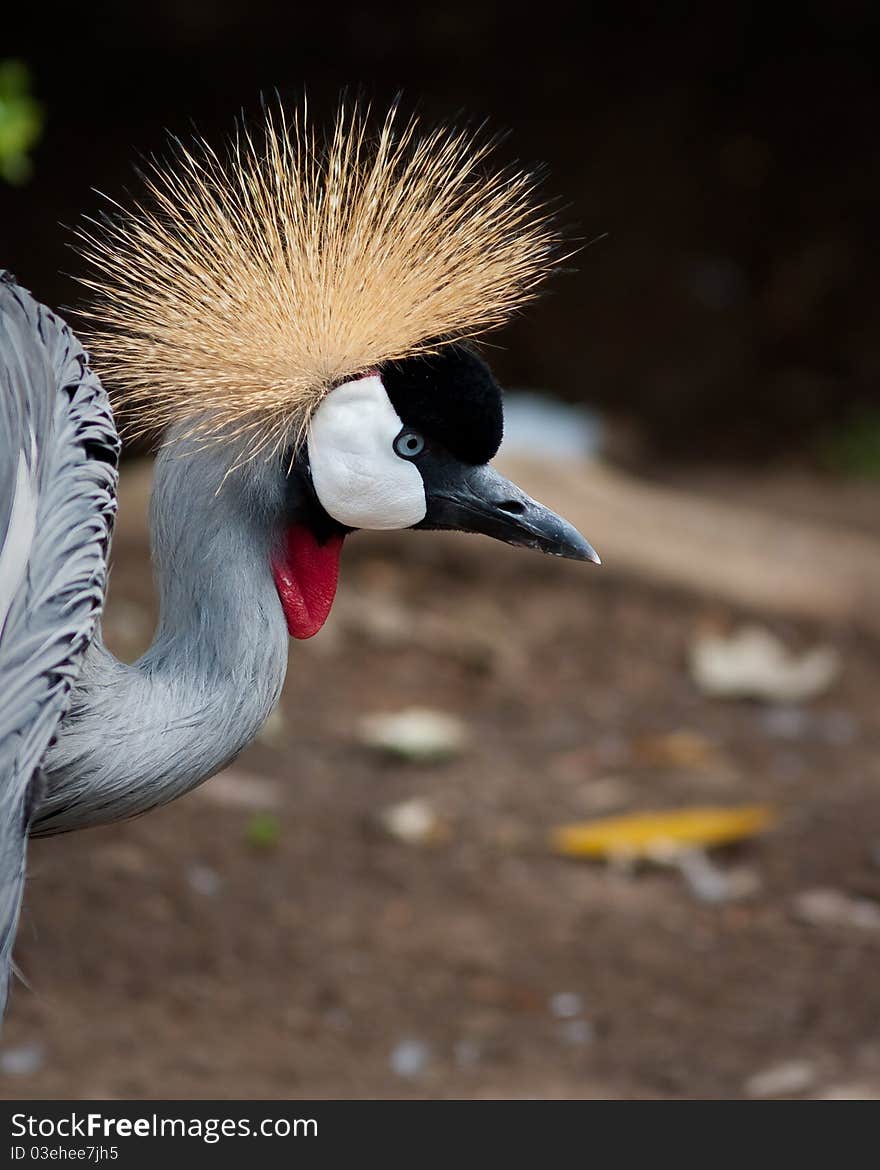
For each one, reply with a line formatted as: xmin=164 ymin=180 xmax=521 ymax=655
xmin=273 ymin=344 xmax=598 ymax=637
xmin=76 ymin=102 xmax=599 ymax=638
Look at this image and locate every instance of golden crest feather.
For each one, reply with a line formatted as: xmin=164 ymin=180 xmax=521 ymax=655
xmin=76 ymin=101 xmax=563 ymax=460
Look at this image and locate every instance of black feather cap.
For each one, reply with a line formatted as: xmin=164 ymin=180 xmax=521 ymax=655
xmin=381 ymin=345 xmax=504 ymax=466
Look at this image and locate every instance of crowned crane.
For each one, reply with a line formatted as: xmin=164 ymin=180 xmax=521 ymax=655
xmin=0 ymin=104 xmax=599 ymax=1013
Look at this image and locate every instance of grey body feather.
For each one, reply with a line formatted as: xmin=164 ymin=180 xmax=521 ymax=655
xmin=0 ymin=276 xmax=290 ymax=1013
xmin=0 ymin=274 xmax=118 ymax=1009
xmin=36 ymin=437 xmax=289 ymax=832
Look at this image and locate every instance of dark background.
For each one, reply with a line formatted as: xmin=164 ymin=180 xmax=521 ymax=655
xmin=2 ymin=1 xmax=878 ymax=459
xmin=4 ymin=4 xmax=880 ymax=1103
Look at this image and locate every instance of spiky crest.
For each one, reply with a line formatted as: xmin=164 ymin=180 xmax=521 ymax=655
xmin=77 ymin=101 xmax=562 ymax=461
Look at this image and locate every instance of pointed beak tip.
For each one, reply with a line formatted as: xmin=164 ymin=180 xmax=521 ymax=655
xmin=555 ymin=527 xmax=600 ymax=565
xmin=572 ymin=540 xmax=601 ymax=565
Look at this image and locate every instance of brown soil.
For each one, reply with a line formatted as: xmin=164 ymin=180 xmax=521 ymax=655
xmin=2 ymin=473 xmax=880 ymax=1100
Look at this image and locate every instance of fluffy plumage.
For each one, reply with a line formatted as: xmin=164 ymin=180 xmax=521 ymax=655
xmin=0 ymin=275 xmax=118 ymax=1006
xmin=76 ymin=102 xmax=562 ymax=461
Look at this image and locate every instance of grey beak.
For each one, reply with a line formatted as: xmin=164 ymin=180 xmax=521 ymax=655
xmin=417 ymin=460 xmax=601 ymax=564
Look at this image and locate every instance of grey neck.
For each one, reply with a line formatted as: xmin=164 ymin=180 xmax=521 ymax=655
xmin=35 ymin=440 xmax=290 ymax=834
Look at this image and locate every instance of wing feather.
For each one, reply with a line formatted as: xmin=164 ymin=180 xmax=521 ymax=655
xmin=0 ymin=272 xmax=119 ymax=1011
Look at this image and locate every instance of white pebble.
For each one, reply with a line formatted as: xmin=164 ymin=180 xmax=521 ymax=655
xmin=677 ymin=850 xmax=762 ymax=904
xmin=794 ymin=888 xmax=880 ymax=931
xmin=186 ymin=865 xmax=223 ymax=897
xmin=549 ymin=992 xmax=583 ymax=1019
xmin=390 ymin=1038 xmax=431 ymax=1078
xmin=690 ymin=625 xmax=839 ymax=703
xmin=380 ymin=798 xmax=445 ymax=846
xmin=359 ymin=708 xmax=468 ymax=763
xmin=0 ymin=1043 xmax=45 ymax=1076
xmin=745 ymin=1060 xmax=816 ymax=1098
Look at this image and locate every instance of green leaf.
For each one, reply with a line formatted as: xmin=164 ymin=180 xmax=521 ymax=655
xmin=245 ymin=811 xmax=282 ymax=850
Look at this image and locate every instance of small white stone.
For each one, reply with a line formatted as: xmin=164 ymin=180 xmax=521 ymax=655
xmin=390 ymin=1038 xmax=431 ymax=1078
xmin=379 ymin=798 xmax=446 ymax=846
xmin=677 ymin=850 xmax=730 ymax=903
xmin=677 ymin=850 xmax=762 ymax=904
xmin=359 ymin=708 xmax=468 ymax=763
xmin=187 ymin=865 xmax=223 ymax=897
xmin=690 ymin=625 xmax=839 ymax=703
xmin=745 ymin=1060 xmax=816 ymax=1098
xmin=793 ymin=888 xmax=880 ymax=931
xmin=0 ymin=1043 xmax=45 ymax=1076
xmin=549 ymin=992 xmax=583 ymax=1019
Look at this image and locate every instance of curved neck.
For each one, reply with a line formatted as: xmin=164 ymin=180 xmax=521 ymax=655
xmin=35 ymin=443 xmax=290 ymax=834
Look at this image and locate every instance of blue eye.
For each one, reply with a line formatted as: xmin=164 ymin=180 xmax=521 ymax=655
xmin=393 ymin=429 xmax=426 ymax=459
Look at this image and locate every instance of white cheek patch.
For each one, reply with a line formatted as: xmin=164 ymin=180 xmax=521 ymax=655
xmin=307 ymin=375 xmax=427 ymax=530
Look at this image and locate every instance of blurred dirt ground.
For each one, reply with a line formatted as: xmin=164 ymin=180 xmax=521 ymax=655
xmin=2 ymin=467 xmax=880 ymax=1100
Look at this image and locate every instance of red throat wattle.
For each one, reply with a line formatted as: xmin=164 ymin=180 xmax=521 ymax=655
xmin=271 ymin=526 xmax=345 ymax=639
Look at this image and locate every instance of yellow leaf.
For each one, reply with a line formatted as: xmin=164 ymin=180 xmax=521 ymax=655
xmin=549 ymin=805 xmax=776 ymax=861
